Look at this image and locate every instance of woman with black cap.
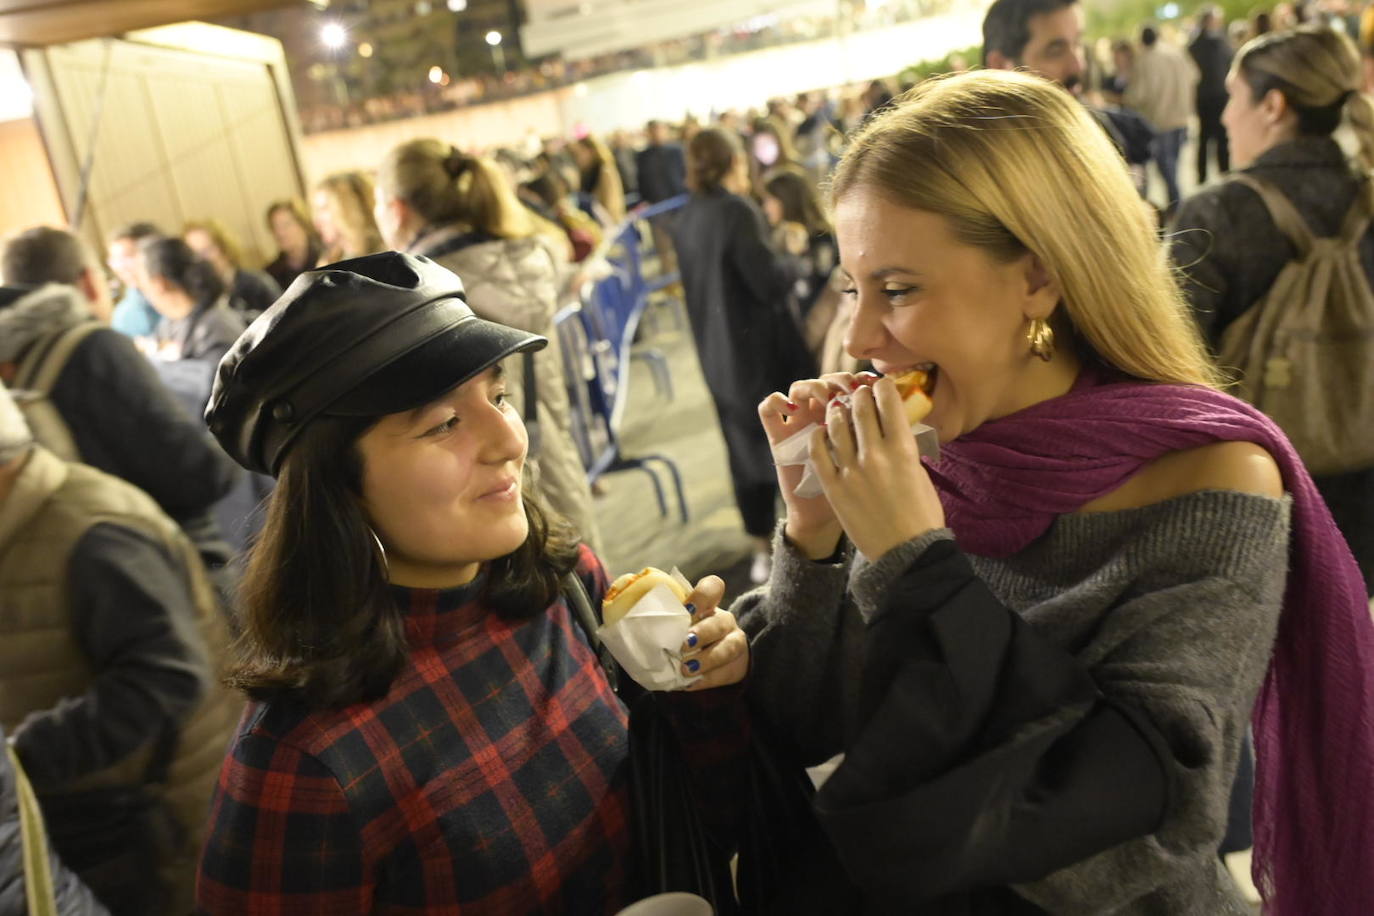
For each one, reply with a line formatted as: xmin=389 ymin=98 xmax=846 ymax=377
xmin=194 ymin=252 xmax=749 ymax=914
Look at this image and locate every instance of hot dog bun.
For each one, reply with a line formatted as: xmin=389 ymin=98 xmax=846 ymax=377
xmin=602 ymin=567 xmax=691 ymax=626
xmin=888 ymin=369 xmax=934 ymax=424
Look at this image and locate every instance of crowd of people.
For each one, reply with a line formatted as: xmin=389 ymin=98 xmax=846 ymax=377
xmin=2 ymin=0 xmax=1374 ymax=914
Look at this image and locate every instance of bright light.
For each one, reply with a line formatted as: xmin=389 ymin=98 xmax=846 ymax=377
xmin=1159 ymin=2 xmax=1179 ymax=17
xmin=447 ymin=0 xmax=467 ymax=10
xmin=320 ymin=22 xmax=346 ymax=49
xmin=428 ymin=65 xmax=444 ymax=83
xmin=485 ymin=30 xmax=502 ymax=46
xmin=573 ymin=82 xmax=588 ymax=97
xmin=358 ymin=41 xmax=373 ymax=57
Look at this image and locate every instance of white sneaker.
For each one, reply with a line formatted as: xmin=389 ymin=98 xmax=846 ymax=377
xmin=749 ymin=549 xmax=772 ymax=585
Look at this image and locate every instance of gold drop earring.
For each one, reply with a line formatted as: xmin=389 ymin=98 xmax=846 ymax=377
xmin=1027 ymin=318 xmax=1055 ymax=362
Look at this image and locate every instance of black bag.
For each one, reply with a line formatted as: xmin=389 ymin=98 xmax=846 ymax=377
xmin=561 ymin=574 xmax=859 ymax=914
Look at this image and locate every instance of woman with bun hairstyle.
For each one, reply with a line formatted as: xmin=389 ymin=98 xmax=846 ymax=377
xmin=1172 ymin=25 xmax=1374 ymax=594
xmin=195 ymin=252 xmax=750 ymax=913
xmin=739 ymin=70 xmax=1374 ymax=913
xmin=373 ymin=138 xmax=600 ymax=553
xmin=673 ymin=128 xmax=815 ymax=584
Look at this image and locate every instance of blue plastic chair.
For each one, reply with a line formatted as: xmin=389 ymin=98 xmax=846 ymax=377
xmin=555 ymin=296 xmax=689 ymax=522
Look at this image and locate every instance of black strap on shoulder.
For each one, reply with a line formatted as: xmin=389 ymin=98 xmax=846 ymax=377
xmin=561 ymin=571 xmax=618 ymax=693
xmin=523 ymin=349 xmax=541 ymax=459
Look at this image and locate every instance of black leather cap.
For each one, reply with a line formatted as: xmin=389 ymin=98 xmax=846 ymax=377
xmin=205 ymin=252 xmax=546 ymax=476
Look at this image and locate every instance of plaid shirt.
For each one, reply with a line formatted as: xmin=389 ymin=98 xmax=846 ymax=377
xmin=197 ymin=547 xmax=643 ymax=915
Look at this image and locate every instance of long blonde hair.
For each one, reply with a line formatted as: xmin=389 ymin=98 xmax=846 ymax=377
xmin=573 ymin=136 xmax=627 ymax=224
xmin=313 ymin=171 xmax=384 ymax=262
xmin=377 ymin=139 xmax=537 ymax=241
xmin=831 ymin=69 xmax=1222 ymax=389
xmin=1236 ymin=24 xmax=1374 ymax=173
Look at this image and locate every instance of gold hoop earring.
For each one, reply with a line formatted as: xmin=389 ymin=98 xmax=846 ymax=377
xmin=1027 ymin=318 xmax=1055 ymax=362
xmin=368 ymin=526 xmax=390 ymax=577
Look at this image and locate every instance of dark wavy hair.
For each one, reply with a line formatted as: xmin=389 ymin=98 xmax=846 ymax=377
xmin=227 ymin=413 xmax=580 ymax=709
xmin=139 ymin=236 xmax=225 ymax=304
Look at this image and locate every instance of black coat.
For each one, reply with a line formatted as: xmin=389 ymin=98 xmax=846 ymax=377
xmin=634 ymin=144 xmax=686 ymax=205
xmin=1188 ymin=30 xmax=1233 ymax=104
xmin=672 ymin=190 xmax=815 ymax=486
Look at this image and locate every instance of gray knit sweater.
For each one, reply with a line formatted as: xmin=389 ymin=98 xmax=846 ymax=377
xmin=735 ymin=489 xmax=1291 ymax=914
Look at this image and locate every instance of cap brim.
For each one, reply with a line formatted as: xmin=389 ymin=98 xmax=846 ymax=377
xmin=324 ymin=316 xmax=547 ymax=417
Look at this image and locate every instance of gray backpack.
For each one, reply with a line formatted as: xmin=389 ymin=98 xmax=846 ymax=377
xmin=1216 ymin=174 xmax=1374 ymax=475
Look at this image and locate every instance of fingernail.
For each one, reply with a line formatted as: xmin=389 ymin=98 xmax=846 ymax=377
xmin=685 ymin=631 xmax=698 ymax=648
xmin=849 ymin=380 xmax=859 ymax=391
xmin=684 ymin=602 xmax=696 ymax=616
xmin=685 ymin=659 xmax=700 ymax=673
xmin=786 ymin=401 xmax=799 ymax=412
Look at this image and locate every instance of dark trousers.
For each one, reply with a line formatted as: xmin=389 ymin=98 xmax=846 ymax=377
xmin=1315 ymin=466 xmax=1374 ymax=596
xmin=732 ymin=480 xmax=778 ymax=539
xmin=1152 ymin=127 xmax=1188 ymax=211
xmin=1197 ymin=96 xmax=1230 ymax=185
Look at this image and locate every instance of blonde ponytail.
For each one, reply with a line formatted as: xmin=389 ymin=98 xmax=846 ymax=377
xmin=377 ymin=139 xmax=534 ymax=241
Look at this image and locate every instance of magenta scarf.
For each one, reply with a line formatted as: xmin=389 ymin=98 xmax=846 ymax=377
xmin=926 ymin=372 xmax=1374 ymax=914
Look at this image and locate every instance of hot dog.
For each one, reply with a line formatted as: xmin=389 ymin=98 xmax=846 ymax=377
xmin=602 ymin=567 xmax=691 ymax=626
xmin=886 ymin=368 xmax=935 ymax=425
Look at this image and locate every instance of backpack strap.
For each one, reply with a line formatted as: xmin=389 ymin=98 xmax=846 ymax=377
xmin=1230 ymin=173 xmax=1315 ymax=258
xmin=1337 ymin=177 xmax=1374 ymax=245
xmin=14 ymin=321 xmax=102 ymax=395
xmin=561 ymin=571 xmax=619 ymax=693
xmin=8 ymin=745 xmax=59 ymax=916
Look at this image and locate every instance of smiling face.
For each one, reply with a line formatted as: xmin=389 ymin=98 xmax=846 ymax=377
xmin=355 ymin=365 xmax=529 ymax=588
xmin=834 ymin=187 xmax=1076 ymax=443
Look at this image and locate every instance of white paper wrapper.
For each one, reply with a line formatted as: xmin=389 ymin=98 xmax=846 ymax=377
xmin=597 ymin=568 xmax=698 ymax=691
xmin=773 ymin=396 xmax=941 ymax=499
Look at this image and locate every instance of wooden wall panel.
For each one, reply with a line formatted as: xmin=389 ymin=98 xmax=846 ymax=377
xmin=0 ymin=116 xmax=64 ymax=242
xmin=27 ymin=36 xmax=302 ymax=270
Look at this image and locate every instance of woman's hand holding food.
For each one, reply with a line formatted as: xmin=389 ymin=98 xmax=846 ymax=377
xmin=759 ymin=372 xmax=872 ymax=560
xmin=678 ymin=576 xmax=748 ymax=689
xmin=809 ymin=377 xmax=946 ymax=562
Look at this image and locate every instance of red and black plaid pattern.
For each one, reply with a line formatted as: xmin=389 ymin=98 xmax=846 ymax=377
xmin=196 ymin=546 xmax=635 ymax=915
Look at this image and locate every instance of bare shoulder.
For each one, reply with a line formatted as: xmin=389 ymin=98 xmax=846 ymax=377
xmin=1080 ymin=441 xmax=1285 ymax=513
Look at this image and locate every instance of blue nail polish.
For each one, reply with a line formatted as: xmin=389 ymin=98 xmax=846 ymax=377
xmin=686 ymin=632 xmax=698 ymax=648
xmin=686 ymin=659 xmax=700 ymax=673
xmin=684 ymin=602 xmax=696 ymax=616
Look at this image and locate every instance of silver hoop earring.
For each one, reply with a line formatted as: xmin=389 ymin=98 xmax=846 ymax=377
xmin=368 ymin=526 xmax=390 ymax=577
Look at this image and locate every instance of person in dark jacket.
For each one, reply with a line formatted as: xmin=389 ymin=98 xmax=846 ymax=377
xmin=139 ymin=237 xmax=246 ymax=372
xmin=183 ymin=220 xmax=281 ymax=320
xmin=636 ymin=121 xmax=688 ymax=275
xmin=0 ymin=381 xmax=241 ymax=916
xmin=0 ymin=227 xmax=236 ymax=568
xmin=1189 ymin=5 xmax=1234 ymax=183
xmin=0 ymin=725 xmax=108 ymax=916
xmin=1171 ymin=25 xmax=1374 ymax=593
xmin=672 ymin=129 xmax=815 ymax=583
xmin=195 ymin=253 xmax=750 ymax=913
